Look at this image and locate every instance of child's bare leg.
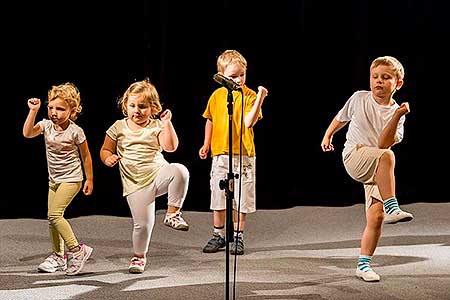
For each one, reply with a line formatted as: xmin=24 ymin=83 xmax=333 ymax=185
xmin=233 ymin=211 xmax=246 ymax=232
xmin=375 ymin=150 xmax=395 ymax=199
xmin=357 ymin=199 xmax=383 ymax=282
xmin=167 ymin=205 xmax=179 ymax=214
xmin=376 ymin=150 xmax=413 ymax=223
xmin=202 ymin=210 xmax=226 ymax=253
xmin=214 ymin=210 xmax=226 ymax=228
xmin=361 ymin=200 xmax=384 ymax=255
xmin=231 ymin=211 xmax=246 ymax=255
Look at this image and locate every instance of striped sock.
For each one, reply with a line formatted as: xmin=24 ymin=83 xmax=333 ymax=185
xmin=234 ymin=230 xmax=243 ymax=239
xmin=384 ymin=197 xmax=401 ymax=214
xmin=357 ymin=255 xmax=374 ymax=273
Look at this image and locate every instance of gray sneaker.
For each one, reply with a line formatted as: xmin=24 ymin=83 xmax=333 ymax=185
xmin=203 ymin=232 xmax=226 ymax=253
xmin=230 ymin=235 xmax=244 ymax=255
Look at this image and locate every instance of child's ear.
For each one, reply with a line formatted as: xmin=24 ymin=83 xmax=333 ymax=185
xmin=70 ymin=107 xmax=78 ymax=118
xmin=396 ymin=80 xmax=404 ymax=90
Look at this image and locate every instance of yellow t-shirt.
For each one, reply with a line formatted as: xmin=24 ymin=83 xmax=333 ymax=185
xmin=202 ymin=86 xmax=262 ymax=156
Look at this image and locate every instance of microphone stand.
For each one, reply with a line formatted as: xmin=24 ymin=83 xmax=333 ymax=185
xmin=218 ymin=87 xmax=237 ymax=300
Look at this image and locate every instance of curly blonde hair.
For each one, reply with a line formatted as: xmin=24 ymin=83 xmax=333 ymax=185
xmin=118 ymin=78 xmax=162 ymax=118
xmin=47 ymin=82 xmax=82 ymax=121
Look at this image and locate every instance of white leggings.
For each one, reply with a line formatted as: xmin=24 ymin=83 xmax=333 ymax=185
xmin=126 ymin=163 xmax=189 ymax=255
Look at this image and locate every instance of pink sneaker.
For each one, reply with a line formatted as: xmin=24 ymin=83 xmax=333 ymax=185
xmin=66 ymin=243 xmax=93 ymax=276
xmin=129 ymin=256 xmax=146 ymax=274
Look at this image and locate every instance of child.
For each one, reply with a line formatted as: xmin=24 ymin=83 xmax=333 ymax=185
xmin=23 ymin=82 xmax=94 ymax=276
xmin=100 ymin=78 xmax=189 ymax=273
xmin=321 ymin=56 xmax=414 ymax=281
xmin=199 ymin=49 xmax=268 ymax=255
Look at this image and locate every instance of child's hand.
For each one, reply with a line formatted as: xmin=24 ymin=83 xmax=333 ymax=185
xmin=105 ymin=154 xmax=121 ymax=167
xmin=27 ymin=98 xmax=41 ymax=111
xmin=257 ymin=86 xmax=269 ymax=98
xmin=321 ymin=136 xmax=335 ymax=152
xmin=199 ymin=145 xmax=209 ymax=159
xmin=397 ymin=102 xmax=410 ymax=116
xmin=82 ymin=179 xmax=93 ymax=196
xmin=160 ymin=109 xmax=172 ymax=122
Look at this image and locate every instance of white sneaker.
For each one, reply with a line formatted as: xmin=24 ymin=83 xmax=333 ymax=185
xmin=356 ymin=268 xmax=381 ymax=282
xmin=38 ymin=253 xmax=67 ymax=273
xmin=66 ymin=243 xmax=93 ymax=276
xmin=129 ymin=256 xmax=146 ymax=274
xmin=164 ymin=212 xmax=189 ymax=231
xmin=384 ymin=210 xmax=414 ymax=224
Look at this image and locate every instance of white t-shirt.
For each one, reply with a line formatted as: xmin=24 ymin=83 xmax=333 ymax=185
xmin=336 ymin=90 xmax=405 ymax=158
xmin=38 ymin=119 xmax=85 ymax=183
xmin=106 ymin=118 xmax=169 ymax=196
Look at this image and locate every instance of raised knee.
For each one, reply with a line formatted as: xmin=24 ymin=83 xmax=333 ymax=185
xmin=173 ymin=163 xmax=190 ymax=180
xmin=380 ymin=149 xmax=395 ymax=165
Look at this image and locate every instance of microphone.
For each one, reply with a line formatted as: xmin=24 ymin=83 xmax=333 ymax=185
xmin=213 ymin=73 xmax=241 ymax=91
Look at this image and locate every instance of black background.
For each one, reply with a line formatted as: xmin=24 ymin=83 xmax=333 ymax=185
xmin=4 ymin=1 xmax=449 ymax=219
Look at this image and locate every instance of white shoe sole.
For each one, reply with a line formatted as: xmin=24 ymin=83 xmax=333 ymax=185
xmin=384 ymin=211 xmax=414 ymax=224
xmin=37 ymin=265 xmax=66 ymax=273
xmin=356 ymin=269 xmax=381 ymax=282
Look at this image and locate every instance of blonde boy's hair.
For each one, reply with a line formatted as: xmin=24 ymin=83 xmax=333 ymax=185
xmin=48 ymin=82 xmax=82 ymax=121
xmin=371 ymin=56 xmax=405 ymax=81
xmin=118 ymin=78 xmax=162 ymax=118
xmin=217 ymin=49 xmax=247 ymax=73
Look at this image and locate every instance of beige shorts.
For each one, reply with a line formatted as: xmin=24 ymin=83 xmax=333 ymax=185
xmin=209 ymin=155 xmax=256 ymax=213
xmin=343 ymin=145 xmax=391 ymax=210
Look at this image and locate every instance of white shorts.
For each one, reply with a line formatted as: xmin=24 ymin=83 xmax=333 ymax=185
xmin=209 ymin=155 xmax=256 ymax=213
xmin=343 ymin=145 xmax=392 ymax=210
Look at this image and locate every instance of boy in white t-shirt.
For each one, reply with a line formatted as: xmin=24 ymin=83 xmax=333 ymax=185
xmin=321 ymin=56 xmax=413 ymax=282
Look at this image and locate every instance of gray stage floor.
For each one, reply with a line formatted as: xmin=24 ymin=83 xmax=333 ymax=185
xmin=0 ymin=203 xmax=449 ymax=300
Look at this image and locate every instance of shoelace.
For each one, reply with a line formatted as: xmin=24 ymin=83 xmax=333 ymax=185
xmin=131 ymin=258 xmax=145 ymax=266
xmin=47 ymin=254 xmax=65 ymax=264
xmin=168 ymin=213 xmax=185 ymax=223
